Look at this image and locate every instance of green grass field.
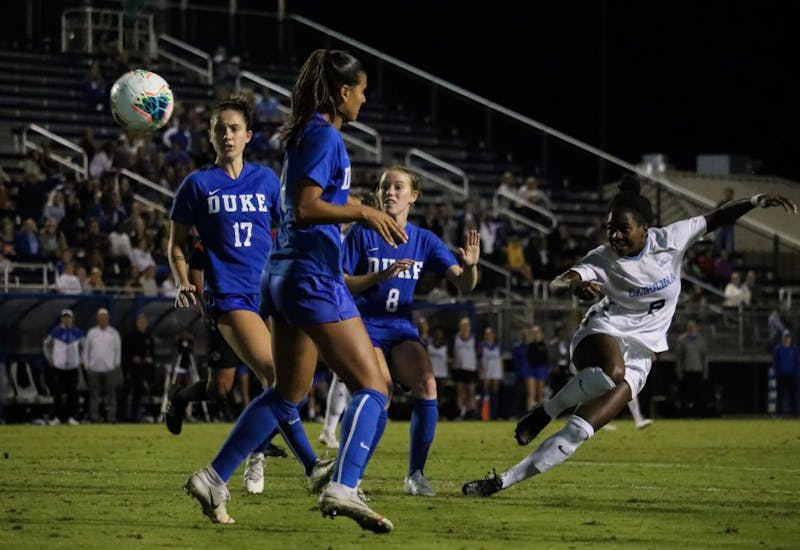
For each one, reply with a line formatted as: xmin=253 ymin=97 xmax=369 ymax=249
xmin=1 ymin=418 xmax=799 ymax=549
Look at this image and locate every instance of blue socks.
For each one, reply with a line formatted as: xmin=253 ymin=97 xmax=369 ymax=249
xmin=333 ymin=388 xmax=387 ymax=488
xmin=211 ymin=390 xmax=279 ymax=481
xmin=210 ymin=390 xmax=317 ymax=481
xmin=360 ymin=407 xmax=388 ymax=480
xmin=274 ymin=397 xmax=317 ymax=475
xmin=409 ymin=398 xmax=438 ymax=475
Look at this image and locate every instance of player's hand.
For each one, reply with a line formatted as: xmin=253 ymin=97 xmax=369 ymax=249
xmin=755 ymin=195 xmax=798 ymax=214
xmin=458 ymin=229 xmax=481 ymax=267
xmin=175 ymin=282 xmax=197 ymax=308
xmin=571 ymin=280 xmax=604 ymax=302
xmin=380 ymin=259 xmax=415 ymax=282
xmin=361 ymin=207 xmax=408 ymax=248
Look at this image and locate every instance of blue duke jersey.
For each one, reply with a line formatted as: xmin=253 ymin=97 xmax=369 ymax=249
xmin=572 ymin=216 xmax=707 ymax=352
xmin=342 ymin=223 xmax=457 ymax=327
xmin=170 ymin=162 xmax=280 ymax=294
xmin=267 ymin=113 xmax=352 ymax=277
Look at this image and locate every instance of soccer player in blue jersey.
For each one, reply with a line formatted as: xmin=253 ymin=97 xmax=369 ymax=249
xmin=342 ymin=166 xmax=480 ymax=496
xmin=168 ymin=97 xmax=330 ymax=524
xmin=181 ymin=50 xmax=407 ymax=533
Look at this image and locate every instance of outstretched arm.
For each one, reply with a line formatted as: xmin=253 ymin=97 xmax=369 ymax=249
xmin=294 ymin=180 xmax=408 ymax=247
xmin=549 ymin=269 xmax=604 ymax=301
xmin=445 ymin=229 xmax=480 ymax=294
xmin=344 ymin=259 xmax=415 ymax=295
xmin=704 ymin=194 xmax=797 ymax=233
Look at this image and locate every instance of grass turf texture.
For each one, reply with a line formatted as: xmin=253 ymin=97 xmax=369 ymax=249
xmin=1 ymin=419 xmax=798 ymax=549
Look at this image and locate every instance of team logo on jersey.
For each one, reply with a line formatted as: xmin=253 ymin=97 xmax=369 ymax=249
xmin=207 ymin=193 xmax=270 ymax=214
xmin=367 ymin=257 xmax=423 ymax=280
xmin=628 ymin=273 xmax=676 ymax=298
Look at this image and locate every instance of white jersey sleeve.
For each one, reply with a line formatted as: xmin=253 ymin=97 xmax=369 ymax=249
xmin=571 ymin=216 xmax=707 ymax=353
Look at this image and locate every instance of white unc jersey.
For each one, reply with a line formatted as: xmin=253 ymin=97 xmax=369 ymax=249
xmin=571 ymin=216 xmax=707 ymax=352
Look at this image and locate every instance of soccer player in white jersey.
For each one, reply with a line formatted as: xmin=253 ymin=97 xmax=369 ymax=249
xmin=463 ymin=176 xmax=796 ymax=496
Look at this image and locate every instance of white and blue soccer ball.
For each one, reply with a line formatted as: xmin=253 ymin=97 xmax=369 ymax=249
xmin=109 ymin=69 xmax=174 ymax=132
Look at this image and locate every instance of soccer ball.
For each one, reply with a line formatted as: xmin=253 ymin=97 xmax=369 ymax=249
xmin=109 ymin=69 xmax=174 ymax=132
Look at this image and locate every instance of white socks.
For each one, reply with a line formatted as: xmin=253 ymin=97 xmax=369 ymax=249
xmin=627 ymin=395 xmax=644 ymax=424
xmin=322 ymin=374 xmax=350 ymax=435
xmin=543 ymin=367 xmax=615 ymax=419
xmin=501 ymin=415 xmax=594 ymax=487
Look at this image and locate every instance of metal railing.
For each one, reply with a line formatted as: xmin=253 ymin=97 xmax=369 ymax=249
xmin=236 ymin=70 xmax=382 ymax=163
xmin=117 ymin=168 xmax=174 ymax=211
xmin=2 ymin=262 xmax=52 ymax=292
xmin=157 ymin=33 xmax=213 ymax=85
xmin=492 ymin=187 xmax=558 ymax=236
xmin=61 ymin=7 xmax=155 ymax=57
xmin=404 ymin=148 xmax=468 ymax=199
xmin=19 ymin=124 xmax=88 ymax=180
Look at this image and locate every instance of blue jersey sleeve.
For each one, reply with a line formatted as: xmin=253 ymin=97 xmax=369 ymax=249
xmin=422 ymin=229 xmax=459 ymax=275
xmin=290 ymin=125 xmax=339 ymax=190
xmin=266 ymin=166 xmax=282 ymax=227
xmin=170 ymin=173 xmax=200 ymax=226
xmin=342 ymin=224 xmax=366 ymax=275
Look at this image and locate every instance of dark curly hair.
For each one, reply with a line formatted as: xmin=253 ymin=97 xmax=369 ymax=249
xmin=608 ymin=175 xmax=654 ymax=226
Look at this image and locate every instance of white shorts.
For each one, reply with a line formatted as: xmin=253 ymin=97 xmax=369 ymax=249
xmin=569 ymin=326 xmax=653 ymax=397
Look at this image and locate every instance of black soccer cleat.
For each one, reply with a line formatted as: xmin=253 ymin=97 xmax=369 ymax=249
xmin=164 ymin=389 xmax=186 ymax=435
xmin=265 ymin=443 xmax=288 ymax=458
xmin=462 ymin=470 xmax=503 ymax=498
xmin=514 ymin=405 xmax=551 ymax=446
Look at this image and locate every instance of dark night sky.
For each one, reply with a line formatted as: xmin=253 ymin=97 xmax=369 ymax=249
xmin=281 ymin=1 xmax=800 ymax=181
xmin=3 ymin=1 xmax=798 ymax=180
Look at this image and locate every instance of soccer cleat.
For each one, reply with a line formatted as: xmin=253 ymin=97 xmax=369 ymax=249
xmin=184 ymin=468 xmax=235 ymax=524
xmin=318 ymin=430 xmax=340 ymax=449
xmin=66 ymin=417 xmax=80 ymax=426
xmin=164 ymin=388 xmax=186 ymax=435
xmin=243 ymin=452 xmax=265 ymax=494
xmin=404 ymin=470 xmax=436 ymax=496
xmin=636 ymin=418 xmax=654 ymax=430
xmin=265 ymin=443 xmax=288 ymax=458
xmin=306 ymin=457 xmax=336 ymax=494
xmin=462 ymin=469 xmax=503 ymax=498
xmin=319 ymin=482 xmax=393 ymax=533
xmin=514 ymin=405 xmax=551 ymax=445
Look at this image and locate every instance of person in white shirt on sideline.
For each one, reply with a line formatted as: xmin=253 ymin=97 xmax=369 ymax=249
xmin=83 ymin=307 xmax=122 ymax=422
xmin=463 ymin=176 xmax=796 ymax=497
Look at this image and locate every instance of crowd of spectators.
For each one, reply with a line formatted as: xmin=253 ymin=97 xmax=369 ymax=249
xmin=0 ymin=52 xmax=285 ymax=296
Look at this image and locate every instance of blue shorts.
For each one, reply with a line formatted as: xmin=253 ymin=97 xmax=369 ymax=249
xmin=528 ymin=364 xmax=549 ymax=381
xmin=260 ymin=272 xmax=360 ymax=326
xmin=364 ymin=320 xmax=421 ymax=358
xmin=206 ymin=292 xmax=261 ymax=321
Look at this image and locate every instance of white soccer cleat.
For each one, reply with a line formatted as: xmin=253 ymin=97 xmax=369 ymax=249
xmin=404 ymin=469 xmax=436 ymax=496
xmin=636 ymin=418 xmax=654 ymax=430
xmin=243 ymin=452 xmax=265 ymax=494
xmin=318 ymin=430 xmax=340 ymax=449
xmin=66 ymin=417 xmax=80 ymax=426
xmin=184 ymin=468 xmax=235 ymax=524
xmin=307 ymin=457 xmax=336 ymax=494
xmin=319 ymin=481 xmax=393 ymax=533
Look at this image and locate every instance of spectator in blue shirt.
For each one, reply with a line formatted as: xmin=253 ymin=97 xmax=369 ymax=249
xmin=774 ymin=330 xmax=799 ymax=416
